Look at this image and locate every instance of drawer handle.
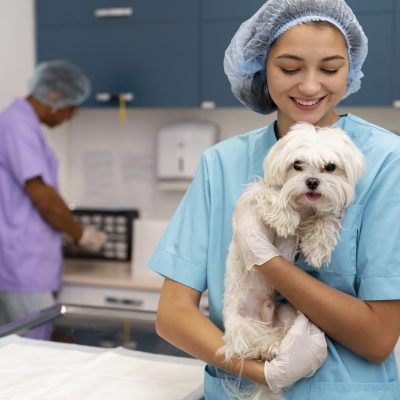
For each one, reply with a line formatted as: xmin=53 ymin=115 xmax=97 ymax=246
xmin=96 ymin=93 xmax=134 ymax=102
xmin=95 ymin=7 xmax=133 ymax=18
xmin=105 ymin=296 xmax=143 ymax=307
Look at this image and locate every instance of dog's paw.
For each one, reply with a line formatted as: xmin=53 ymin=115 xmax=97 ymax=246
xmin=304 ymin=248 xmax=331 ymax=268
xmin=274 ymin=210 xmax=300 ymax=237
xmin=299 ymin=216 xmax=339 ymax=268
xmin=260 ymin=341 xmax=281 ymax=362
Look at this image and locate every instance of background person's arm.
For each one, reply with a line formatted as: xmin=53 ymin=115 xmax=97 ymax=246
xmin=25 ymin=176 xmax=83 ymax=241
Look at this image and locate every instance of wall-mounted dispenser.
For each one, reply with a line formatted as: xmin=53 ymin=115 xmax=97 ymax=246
xmin=157 ymin=122 xmax=217 ymax=191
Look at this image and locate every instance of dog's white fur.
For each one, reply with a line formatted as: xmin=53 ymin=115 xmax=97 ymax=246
xmin=219 ymin=123 xmax=365 ymax=399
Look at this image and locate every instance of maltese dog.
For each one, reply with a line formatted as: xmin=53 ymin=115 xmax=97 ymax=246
xmin=219 ymin=122 xmax=365 ymax=399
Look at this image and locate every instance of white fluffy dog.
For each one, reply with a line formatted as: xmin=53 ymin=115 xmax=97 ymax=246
xmin=219 ymin=122 xmax=365 ymax=399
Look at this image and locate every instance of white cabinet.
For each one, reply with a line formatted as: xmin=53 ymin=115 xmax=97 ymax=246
xmin=59 ymin=283 xmax=209 ymax=314
xmin=58 ymin=285 xmax=160 ymax=312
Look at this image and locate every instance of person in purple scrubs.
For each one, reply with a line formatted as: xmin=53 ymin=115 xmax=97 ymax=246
xmin=0 ymin=60 xmax=107 ymax=339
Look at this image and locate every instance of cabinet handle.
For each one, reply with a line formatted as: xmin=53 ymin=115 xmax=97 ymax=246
xmin=96 ymin=93 xmax=134 ymax=102
xmin=105 ymin=296 xmax=144 ymax=307
xmin=95 ymin=7 xmax=133 ymax=18
xmin=393 ymin=100 xmax=400 ymax=109
xmin=200 ymin=101 xmax=216 ymax=110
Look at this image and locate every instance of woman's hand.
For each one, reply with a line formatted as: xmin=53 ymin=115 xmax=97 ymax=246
xmin=264 ymin=312 xmax=327 ymax=393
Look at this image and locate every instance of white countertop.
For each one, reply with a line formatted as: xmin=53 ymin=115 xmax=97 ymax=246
xmin=63 ymin=259 xmax=163 ymax=291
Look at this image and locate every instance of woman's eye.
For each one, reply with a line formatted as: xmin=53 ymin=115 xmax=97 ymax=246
xmin=293 ymin=161 xmax=303 ymax=171
xmin=321 ymin=69 xmax=338 ymax=75
xmin=280 ymin=68 xmax=299 ymax=75
xmin=324 ymin=163 xmax=336 ymax=172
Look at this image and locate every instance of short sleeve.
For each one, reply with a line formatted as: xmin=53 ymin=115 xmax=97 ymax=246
xmin=356 ymin=154 xmax=400 ymax=300
xmin=148 ymin=155 xmax=211 ymax=292
xmin=2 ymin=123 xmax=48 ymax=186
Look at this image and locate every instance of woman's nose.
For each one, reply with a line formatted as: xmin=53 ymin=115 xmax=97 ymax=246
xmin=298 ymin=72 xmax=321 ymax=95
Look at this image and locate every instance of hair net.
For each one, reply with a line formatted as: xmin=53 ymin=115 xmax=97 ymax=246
xmin=224 ymin=0 xmax=368 ymax=114
xmin=28 ymin=60 xmax=91 ymax=109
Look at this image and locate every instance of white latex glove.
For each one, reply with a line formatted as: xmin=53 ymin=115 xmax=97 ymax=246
xmin=264 ymin=312 xmax=328 ymax=393
xmin=233 ymin=196 xmax=297 ymax=271
xmin=78 ymin=225 xmax=107 ymax=252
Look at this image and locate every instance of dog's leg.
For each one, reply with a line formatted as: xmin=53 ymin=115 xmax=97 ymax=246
xmin=253 ymin=184 xmax=301 ymax=238
xmin=299 ymin=214 xmax=340 ymax=268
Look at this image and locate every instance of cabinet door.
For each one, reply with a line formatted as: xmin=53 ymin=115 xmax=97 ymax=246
xmin=37 ymin=22 xmax=200 ymax=107
xmin=201 ymin=20 xmax=245 ymax=107
xmin=341 ymin=14 xmax=395 ymax=106
xmin=346 ymin=0 xmax=394 ymax=13
xmin=36 ymin=0 xmax=198 ymax=27
xmin=202 ymin=0 xmax=265 ymax=20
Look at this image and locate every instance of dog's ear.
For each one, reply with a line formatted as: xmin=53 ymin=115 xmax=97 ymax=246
xmin=319 ymin=127 xmax=365 ymax=187
xmin=338 ymin=132 xmax=365 ymax=187
xmin=262 ymin=139 xmax=289 ymax=189
xmin=254 ymin=184 xmax=300 ymax=237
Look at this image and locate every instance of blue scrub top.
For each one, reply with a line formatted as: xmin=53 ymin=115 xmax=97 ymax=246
xmin=149 ymin=114 xmax=400 ymax=400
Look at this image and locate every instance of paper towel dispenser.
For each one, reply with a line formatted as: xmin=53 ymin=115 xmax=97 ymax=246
xmin=157 ymin=122 xmax=217 ymax=190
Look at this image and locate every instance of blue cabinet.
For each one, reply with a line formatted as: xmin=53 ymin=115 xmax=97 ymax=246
xmin=346 ymin=0 xmax=394 ymax=12
xmin=36 ymin=0 xmax=199 ymax=107
xmin=202 ymin=0 xmax=264 ymax=20
xmin=201 ymin=20 xmax=243 ymax=107
xmin=36 ymin=0 xmax=197 ymax=26
xmin=341 ymin=13 xmax=395 ymax=107
xmin=201 ymin=0 xmax=399 ymax=108
xmin=200 ymin=0 xmax=265 ymax=108
xmin=36 ymin=0 xmax=400 ymax=108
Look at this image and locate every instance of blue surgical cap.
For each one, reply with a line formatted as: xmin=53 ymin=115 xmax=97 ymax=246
xmin=224 ymin=0 xmax=368 ymax=114
xmin=28 ymin=60 xmax=91 ymax=109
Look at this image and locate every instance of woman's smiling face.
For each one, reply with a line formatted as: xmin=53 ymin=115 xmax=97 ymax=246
xmin=266 ymin=22 xmax=349 ymax=136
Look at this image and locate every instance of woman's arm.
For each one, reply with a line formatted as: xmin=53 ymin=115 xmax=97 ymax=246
xmin=256 ymin=256 xmax=400 ymax=364
xmin=156 ymin=278 xmax=266 ymax=384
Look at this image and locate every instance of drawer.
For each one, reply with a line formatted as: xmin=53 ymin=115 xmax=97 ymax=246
xmin=36 ymin=0 xmax=198 ymax=27
xmin=59 ymin=285 xmax=159 ymax=312
xmin=59 ymin=285 xmax=209 ymax=314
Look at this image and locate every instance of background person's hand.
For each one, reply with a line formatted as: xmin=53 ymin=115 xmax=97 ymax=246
xmin=264 ymin=312 xmax=328 ymax=393
xmin=78 ymin=225 xmax=107 ymax=252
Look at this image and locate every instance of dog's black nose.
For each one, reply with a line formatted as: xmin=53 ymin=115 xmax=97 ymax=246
xmin=306 ymin=178 xmax=320 ymax=190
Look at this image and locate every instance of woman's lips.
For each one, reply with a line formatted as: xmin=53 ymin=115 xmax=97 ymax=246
xmin=291 ymin=96 xmax=325 ymax=110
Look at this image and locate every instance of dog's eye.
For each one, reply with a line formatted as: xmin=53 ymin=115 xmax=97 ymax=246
xmin=293 ymin=160 xmax=303 ymax=171
xmin=324 ymin=163 xmax=336 ymax=172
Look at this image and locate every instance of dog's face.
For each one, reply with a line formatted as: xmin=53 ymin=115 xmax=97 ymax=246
xmin=263 ymin=123 xmax=365 ymax=215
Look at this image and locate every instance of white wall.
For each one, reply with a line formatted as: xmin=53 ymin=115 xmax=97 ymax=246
xmin=2 ymin=3 xmax=400 ymax=219
xmin=57 ymin=106 xmax=400 ymax=219
xmin=0 ymin=1 xmax=35 ymax=109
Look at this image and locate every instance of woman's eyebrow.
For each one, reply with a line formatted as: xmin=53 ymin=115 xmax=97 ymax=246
xmin=276 ymin=54 xmax=346 ymax=61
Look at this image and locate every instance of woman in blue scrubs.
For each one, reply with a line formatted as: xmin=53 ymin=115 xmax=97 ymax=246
xmin=149 ymin=0 xmax=400 ymax=398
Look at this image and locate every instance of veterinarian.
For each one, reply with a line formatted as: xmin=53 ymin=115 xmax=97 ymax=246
xmin=0 ymin=60 xmax=107 ymax=339
xmin=149 ymin=0 xmax=400 ymax=398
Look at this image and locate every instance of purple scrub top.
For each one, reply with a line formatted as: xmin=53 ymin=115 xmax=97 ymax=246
xmin=0 ymin=98 xmax=62 ymax=292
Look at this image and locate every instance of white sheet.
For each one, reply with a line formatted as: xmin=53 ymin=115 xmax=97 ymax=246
xmin=0 ymin=336 xmax=204 ymax=400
